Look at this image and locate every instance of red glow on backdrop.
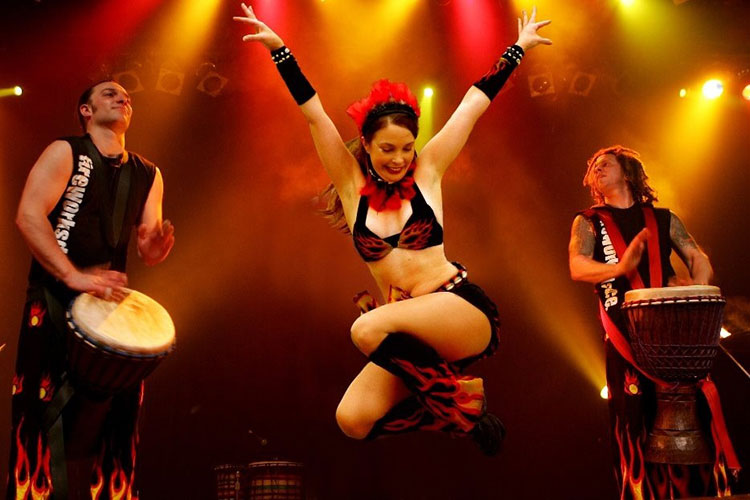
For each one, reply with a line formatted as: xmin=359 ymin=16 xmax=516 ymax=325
xmin=447 ymin=0 xmax=505 ymax=77
xmin=251 ymin=0 xmax=287 ymax=36
xmin=21 ymin=0 xmax=162 ymax=77
xmin=85 ymin=0 xmax=163 ymax=53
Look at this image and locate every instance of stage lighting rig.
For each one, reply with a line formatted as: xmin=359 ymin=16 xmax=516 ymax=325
xmin=528 ymin=72 xmax=555 ymax=98
xmin=569 ymin=71 xmax=597 ymax=97
xmin=196 ymin=62 xmax=228 ymax=98
xmin=113 ymin=68 xmax=145 ymax=95
xmin=155 ymin=63 xmax=185 ymax=96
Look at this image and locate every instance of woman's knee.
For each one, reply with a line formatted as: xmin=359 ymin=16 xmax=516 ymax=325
xmin=335 ymin=401 xmax=372 ymax=440
xmin=350 ymin=313 xmax=388 ymax=355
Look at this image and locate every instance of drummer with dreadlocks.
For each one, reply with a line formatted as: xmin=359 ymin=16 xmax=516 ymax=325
xmin=235 ymin=3 xmax=551 ymax=455
xmin=568 ymin=145 xmax=740 ymax=497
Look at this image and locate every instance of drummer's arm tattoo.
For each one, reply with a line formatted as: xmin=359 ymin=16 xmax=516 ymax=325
xmin=570 ymin=215 xmax=595 ymax=258
xmin=670 ymin=211 xmax=713 ymax=285
xmin=569 ymin=215 xmax=619 ymax=283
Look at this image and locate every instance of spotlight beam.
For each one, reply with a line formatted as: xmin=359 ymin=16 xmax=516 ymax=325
xmin=720 ymin=344 xmax=750 ymax=381
xmin=0 ymin=86 xmax=23 ymax=98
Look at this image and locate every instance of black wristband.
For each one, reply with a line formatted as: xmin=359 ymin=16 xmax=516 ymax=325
xmin=472 ymin=45 xmax=525 ymax=101
xmin=271 ymin=46 xmax=316 ymax=105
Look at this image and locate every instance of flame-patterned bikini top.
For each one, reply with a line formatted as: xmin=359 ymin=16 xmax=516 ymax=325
xmin=352 ymin=183 xmax=444 ymax=262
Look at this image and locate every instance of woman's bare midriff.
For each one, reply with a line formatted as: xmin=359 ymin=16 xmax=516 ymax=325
xmin=366 ymin=245 xmax=458 ymax=298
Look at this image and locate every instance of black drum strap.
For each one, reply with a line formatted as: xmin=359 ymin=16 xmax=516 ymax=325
xmin=43 ymin=378 xmax=74 ymax=499
xmin=80 ymin=136 xmax=133 ymax=255
xmin=37 ymin=286 xmax=76 ymax=498
xmin=42 ymin=286 xmax=68 ymax=347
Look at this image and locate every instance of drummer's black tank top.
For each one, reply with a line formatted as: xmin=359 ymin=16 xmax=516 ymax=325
xmin=580 ymin=203 xmax=675 ymax=334
xmin=28 ymin=135 xmax=157 ymax=296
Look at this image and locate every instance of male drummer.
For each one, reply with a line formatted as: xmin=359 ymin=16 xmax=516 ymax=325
xmin=8 ymin=80 xmax=174 ymax=498
xmin=567 ymin=145 xmax=731 ymax=498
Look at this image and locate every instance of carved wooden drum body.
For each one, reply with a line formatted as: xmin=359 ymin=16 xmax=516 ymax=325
xmin=622 ymin=285 xmax=725 ymax=464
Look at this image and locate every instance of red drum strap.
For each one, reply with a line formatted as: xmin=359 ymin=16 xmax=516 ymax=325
xmin=595 ymin=209 xmax=646 ymax=289
xmin=641 ymin=206 xmax=663 ymax=288
xmin=699 ymin=378 xmax=741 ymax=473
xmin=599 ymin=301 xmax=664 ymax=385
xmin=594 ymin=205 xmax=662 ymax=289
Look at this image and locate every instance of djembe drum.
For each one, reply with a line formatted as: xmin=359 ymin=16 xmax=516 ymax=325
xmin=247 ymin=461 xmax=304 ymax=500
xmin=215 ymin=464 xmax=250 ymax=500
xmin=66 ymin=289 xmax=176 ymax=394
xmin=622 ymin=285 xmax=725 ymax=464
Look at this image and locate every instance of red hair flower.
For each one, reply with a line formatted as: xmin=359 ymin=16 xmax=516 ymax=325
xmin=346 ymin=79 xmax=420 ymax=132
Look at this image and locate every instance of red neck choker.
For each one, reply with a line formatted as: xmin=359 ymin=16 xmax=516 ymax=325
xmin=360 ymin=161 xmax=417 ymax=212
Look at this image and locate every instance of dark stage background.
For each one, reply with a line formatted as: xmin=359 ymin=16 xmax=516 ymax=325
xmin=1 ymin=0 xmax=749 ymax=498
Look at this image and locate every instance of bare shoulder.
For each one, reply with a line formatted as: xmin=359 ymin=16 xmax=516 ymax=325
xmin=414 ymin=158 xmax=439 ymax=186
xmin=147 ymin=166 xmax=164 ymax=194
xmin=27 ymin=140 xmax=73 ymax=182
xmin=569 ymin=214 xmax=595 ymax=256
xmin=413 ymin=154 xmax=440 ymax=184
xmin=39 ymin=140 xmax=73 ymax=165
xmin=669 ymin=211 xmax=699 ymax=250
xmin=19 ymin=140 xmax=75 ymax=214
xmin=571 ymin=213 xmax=595 ymax=235
xmin=413 ymin=161 xmax=442 ymax=207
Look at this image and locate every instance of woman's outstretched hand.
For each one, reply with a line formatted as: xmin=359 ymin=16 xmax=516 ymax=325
xmin=233 ymin=2 xmax=284 ymax=51
xmin=515 ymin=6 xmax=552 ymax=52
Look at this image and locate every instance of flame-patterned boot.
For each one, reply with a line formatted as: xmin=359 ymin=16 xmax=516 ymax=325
xmin=366 ymin=395 xmax=452 ymax=439
xmin=368 ymin=332 xmax=503 ymax=454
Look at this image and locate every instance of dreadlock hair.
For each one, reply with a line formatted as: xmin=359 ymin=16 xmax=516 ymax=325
xmin=583 ymin=145 xmax=658 ymax=205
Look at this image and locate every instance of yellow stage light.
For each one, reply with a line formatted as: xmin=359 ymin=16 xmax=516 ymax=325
xmin=720 ymin=328 xmax=732 ymax=339
xmin=679 ymin=88 xmax=687 ymax=98
xmin=316 ymin=0 xmax=421 ymax=63
xmin=416 ymin=85 xmax=434 ymax=152
xmin=742 ymin=84 xmax=750 ymax=101
xmin=702 ymin=79 xmax=723 ymax=99
xmin=158 ymin=0 xmax=223 ymax=63
xmin=621 ymin=0 xmax=635 ymax=6
xmin=0 ymin=86 xmax=23 ymax=98
xmin=600 ymin=385 xmax=609 ymax=399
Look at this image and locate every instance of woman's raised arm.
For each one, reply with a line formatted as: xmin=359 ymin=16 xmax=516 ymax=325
xmin=234 ymin=3 xmax=363 ymax=200
xmin=419 ymin=7 xmax=551 ymax=179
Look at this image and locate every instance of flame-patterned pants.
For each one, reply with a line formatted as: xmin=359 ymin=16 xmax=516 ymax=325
xmin=367 ymin=280 xmax=500 ymax=438
xmin=7 ymin=288 xmax=142 ymax=500
xmin=605 ymin=340 xmax=730 ymax=499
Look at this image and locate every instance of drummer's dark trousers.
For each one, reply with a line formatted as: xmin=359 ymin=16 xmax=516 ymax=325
xmin=605 ymin=340 xmax=731 ymax=499
xmin=6 ymin=288 xmax=142 ymax=500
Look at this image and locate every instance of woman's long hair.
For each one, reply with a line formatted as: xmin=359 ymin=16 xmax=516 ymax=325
xmin=583 ymin=145 xmax=658 ymax=205
xmin=319 ymin=112 xmax=419 ymax=233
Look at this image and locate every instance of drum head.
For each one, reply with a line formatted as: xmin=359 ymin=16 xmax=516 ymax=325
xmin=624 ymin=285 xmax=721 ymax=303
xmin=69 ymin=289 xmax=175 ymax=355
xmin=248 ymin=461 xmax=304 ymax=469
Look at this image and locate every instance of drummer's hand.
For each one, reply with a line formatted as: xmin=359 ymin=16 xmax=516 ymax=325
xmin=617 ymin=228 xmax=649 ymax=276
xmin=515 ymin=6 xmax=552 ymax=52
xmin=233 ymin=3 xmax=284 ymax=51
xmin=668 ymin=275 xmax=694 ymax=286
xmin=64 ymin=268 xmax=128 ymax=300
xmin=137 ymin=220 xmax=175 ymax=266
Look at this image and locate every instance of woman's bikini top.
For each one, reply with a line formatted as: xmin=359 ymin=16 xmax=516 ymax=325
xmin=352 ymin=183 xmax=444 ymax=262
